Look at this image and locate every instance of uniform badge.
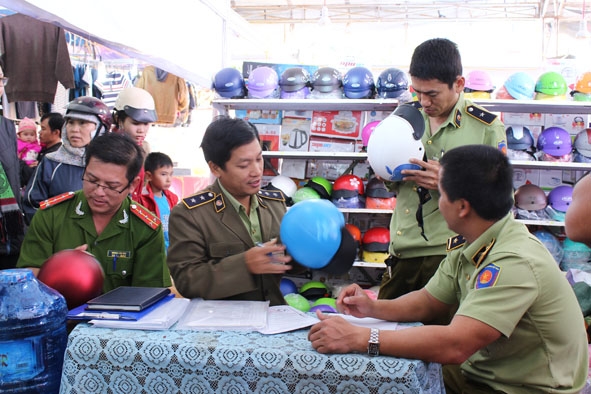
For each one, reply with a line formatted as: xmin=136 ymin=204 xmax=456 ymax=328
xmin=454 ymin=109 xmax=462 ymax=127
xmin=497 ymin=140 xmax=507 ymax=155
xmin=446 ymin=235 xmax=466 ymax=251
xmin=475 ymin=263 xmax=501 ymax=289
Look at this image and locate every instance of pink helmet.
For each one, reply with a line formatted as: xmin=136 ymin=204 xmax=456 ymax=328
xmin=465 ymin=70 xmax=494 ymax=92
xmin=361 ymin=120 xmax=381 ymax=147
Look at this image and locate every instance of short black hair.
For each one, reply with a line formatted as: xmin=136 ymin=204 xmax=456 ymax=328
xmin=200 ymin=116 xmax=260 ymax=170
xmin=409 ymin=38 xmax=463 ymax=88
xmin=145 ymin=152 xmax=173 ymax=173
xmin=85 ymin=132 xmax=144 ymax=183
xmin=40 ymin=112 xmax=64 ymax=137
xmin=439 ymin=145 xmax=513 ymax=221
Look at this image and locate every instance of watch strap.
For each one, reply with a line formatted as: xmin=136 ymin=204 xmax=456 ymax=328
xmin=368 ymin=327 xmax=380 ymax=356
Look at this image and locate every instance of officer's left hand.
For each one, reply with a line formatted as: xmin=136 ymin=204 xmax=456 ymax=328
xmin=308 ymin=311 xmax=367 ymax=354
xmin=401 ymin=158 xmax=440 ymax=190
xmin=245 ymin=239 xmax=293 ymax=274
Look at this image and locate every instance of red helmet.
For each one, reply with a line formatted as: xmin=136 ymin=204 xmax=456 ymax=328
xmin=66 ymin=96 xmax=112 ymax=136
xmin=362 ymin=227 xmax=390 ymax=252
xmin=332 ymin=174 xmax=365 ymax=200
xmin=345 ymin=223 xmax=362 ymax=243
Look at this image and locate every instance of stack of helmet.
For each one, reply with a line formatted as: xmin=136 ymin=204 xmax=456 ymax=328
xmin=570 ymin=71 xmax=591 ymax=102
xmin=265 ymin=175 xmax=298 ymax=206
xmin=534 ymin=71 xmax=568 ymax=101
xmin=546 ymin=184 xmax=573 ymax=222
xmin=365 ymin=177 xmax=396 ymax=210
xmin=573 ymin=129 xmax=591 ymax=163
xmin=536 ymin=126 xmax=572 ymax=162
xmin=505 ymin=126 xmax=536 ymax=161
xmin=495 ymin=72 xmax=536 ymax=100
xmin=514 ymin=183 xmax=549 ymax=220
xmin=310 ymin=67 xmax=343 ymax=99
xmin=279 ymin=67 xmax=312 ymax=99
xmin=464 ymin=70 xmax=495 ymax=99
xmin=532 ymin=229 xmax=564 ymax=265
xmin=305 ymin=176 xmax=332 ymax=200
xmin=560 ymin=238 xmax=591 ymax=272
xmin=342 ymin=66 xmax=375 ymax=99
xmin=247 ymin=66 xmax=279 ymax=99
xmin=331 ymin=174 xmax=365 ymax=208
xmin=376 ymin=68 xmax=411 ymax=101
xmin=361 ymin=227 xmax=390 ymax=263
xmin=212 ymin=68 xmax=246 ymax=99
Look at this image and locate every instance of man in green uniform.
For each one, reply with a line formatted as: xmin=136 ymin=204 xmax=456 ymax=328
xmin=378 ymin=37 xmax=507 ymax=302
xmin=309 ymin=145 xmax=588 ymax=394
xmin=167 ymin=116 xmax=297 ymax=306
xmin=17 ymin=133 xmax=172 ymax=293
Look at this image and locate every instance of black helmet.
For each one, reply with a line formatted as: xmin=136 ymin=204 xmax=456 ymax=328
xmin=312 ymin=67 xmax=343 ymax=93
xmin=279 ymin=67 xmax=311 ymax=93
xmin=376 ymin=68 xmax=409 ymax=98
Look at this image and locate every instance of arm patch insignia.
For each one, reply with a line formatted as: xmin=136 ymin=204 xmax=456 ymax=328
xmin=475 ymin=263 xmax=501 ymax=289
xmin=40 ymin=191 xmax=75 ymax=210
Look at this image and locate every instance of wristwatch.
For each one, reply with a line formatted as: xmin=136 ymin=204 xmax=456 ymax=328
xmin=367 ymin=328 xmax=380 ymax=356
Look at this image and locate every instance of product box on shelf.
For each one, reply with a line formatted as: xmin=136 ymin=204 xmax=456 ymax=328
xmin=512 ymin=168 xmax=540 ymax=189
xmin=280 ymin=117 xmax=311 ymax=152
xmin=235 ymin=109 xmax=282 ymax=125
xmin=311 ymin=110 xmax=362 ymax=140
xmin=306 ymin=136 xmax=356 ymax=180
xmin=544 ymin=113 xmax=588 ymax=137
xmin=501 ymin=112 xmax=545 ymax=127
xmin=538 ymin=169 xmax=571 ymax=190
xmin=255 ymin=124 xmax=281 ymax=176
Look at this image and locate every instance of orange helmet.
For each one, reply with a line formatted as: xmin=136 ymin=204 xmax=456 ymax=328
xmin=573 ymin=71 xmax=591 ymax=95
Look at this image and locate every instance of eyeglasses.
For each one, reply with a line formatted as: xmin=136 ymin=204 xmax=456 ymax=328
xmin=0 ymin=77 xmax=8 ymax=85
xmin=82 ymin=175 xmax=130 ymax=194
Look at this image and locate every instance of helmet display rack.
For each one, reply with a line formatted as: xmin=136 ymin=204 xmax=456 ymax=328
xmin=212 ymin=98 xmax=591 ymax=276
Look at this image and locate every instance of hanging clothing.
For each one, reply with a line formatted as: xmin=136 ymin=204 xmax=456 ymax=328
xmin=94 ymin=70 xmax=132 ymax=110
xmin=135 ymin=66 xmax=188 ymax=125
xmin=0 ymin=13 xmax=75 ymax=103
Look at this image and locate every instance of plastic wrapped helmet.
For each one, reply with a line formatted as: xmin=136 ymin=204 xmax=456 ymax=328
xmin=305 ymin=176 xmax=332 ymax=199
xmin=574 ymin=129 xmax=591 ymax=159
xmin=535 ymin=71 xmax=567 ymax=96
xmin=572 ymin=71 xmax=591 ymax=95
xmin=212 ymin=68 xmax=246 ymax=98
xmin=464 ymin=70 xmax=494 ymax=93
xmin=292 ymin=186 xmax=321 ymax=204
xmin=503 ymin=72 xmax=536 ymax=100
xmin=367 ymin=104 xmax=425 ymax=181
xmin=561 ymin=238 xmax=591 ymax=265
xmin=514 ymin=183 xmax=547 ymax=211
xmin=342 ymin=66 xmax=375 ymax=99
xmin=536 ymin=126 xmax=572 ymax=157
xmin=279 ymin=67 xmax=311 ymax=99
xmin=361 ymin=120 xmax=381 ymax=147
xmin=114 ymin=87 xmax=157 ymax=123
xmin=247 ymin=66 xmax=279 ymax=99
xmin=506 ymin=126 xmax=534 ymax=152
xmin=532 ymin=230 xmax=564 ymax=264
xmin=547 ymin=185 xmax=573 ymax=213
xmin=331 ymin=174 xmax=365 ymax=208
xmin=365 ymin=177 xmax=396 ymax=210
xmin=572 ymin=92 xmax=591 ymax=102
xmin=376 ymin=68 xmax=409 ymax=99
xmin=361 ymin=227 xmax=390 ymax=263
xmin=311 ymin=67 xmax=343 ymax=93
xmin=65 ymin=96 xmax=112 ymax=137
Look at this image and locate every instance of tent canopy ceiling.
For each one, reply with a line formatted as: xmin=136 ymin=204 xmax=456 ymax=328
xmin=0 ymin=0 xmax=262 ymax=86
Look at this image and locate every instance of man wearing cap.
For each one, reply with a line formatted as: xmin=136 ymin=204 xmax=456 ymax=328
xmin=23 ymin=97 xmax=111 ymax=224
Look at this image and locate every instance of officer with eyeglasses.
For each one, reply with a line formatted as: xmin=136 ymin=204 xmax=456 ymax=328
xmin=17 ymin=133 xmax=172 ymax=294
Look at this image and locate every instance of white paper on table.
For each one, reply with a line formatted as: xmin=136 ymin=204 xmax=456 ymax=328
xmin=89 ymin=298 xmax=190 ymax=330
xmin=340 ymin=315 xmax=402 ymax=330
xmin=175 ymin=299 xmax=269 ymax=330
xmin=257 ymin=305 xmax=320 ymax=334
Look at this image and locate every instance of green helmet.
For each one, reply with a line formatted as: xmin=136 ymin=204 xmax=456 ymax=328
xmin=299 ymin=280 xmax=330 ymax=300
xmin=284 ymin=293 xmax=310 ymax=312
xmin=535 ymin=71 xmax=567 ymax=96
xmin=292 ymin=187 xmax=321 ymax=204
xmin=312 ymin=297 xmax=337 ymax=309
xmin=305 ymin=176 xmax=333 ymax=199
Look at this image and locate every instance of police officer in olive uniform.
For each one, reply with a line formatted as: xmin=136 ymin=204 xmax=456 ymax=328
xmin=18 ymin=133 xmax=171 ymax=293
xmin=309 ymin=145 xmax=588 ymax=394
xmin=167 ymin=117 xmax=297 ymax=306
xmin=378 ymin=38 xmax=507 ymax=302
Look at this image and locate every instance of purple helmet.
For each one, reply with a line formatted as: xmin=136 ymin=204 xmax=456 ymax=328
xmin=247 ymin=67 xmax=279 ymax=99
xmin=536 ymin=127 xmax=572 ymax=157
xmin=547 ymin=185 xmax=573 ymax=212
xmin=361 ymin=120 xmax=381 ymax=147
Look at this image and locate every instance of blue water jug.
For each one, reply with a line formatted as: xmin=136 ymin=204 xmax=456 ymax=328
xmin=0 ymin=269 xmax=68 ymax=393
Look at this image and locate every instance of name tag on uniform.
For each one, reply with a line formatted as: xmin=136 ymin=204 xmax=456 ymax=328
xmin=107 ymin=250 xmax=131 ymax=259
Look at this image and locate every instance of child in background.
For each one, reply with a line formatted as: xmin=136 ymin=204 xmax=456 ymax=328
xmin=138 ymin=152 xmax=179 ymax=251
xmin=17 ymin=117 xmax=42 ymax=167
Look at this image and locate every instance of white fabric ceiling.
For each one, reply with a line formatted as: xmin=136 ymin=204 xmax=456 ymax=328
xmin=0 ymin=0 xmax=262 ymax=86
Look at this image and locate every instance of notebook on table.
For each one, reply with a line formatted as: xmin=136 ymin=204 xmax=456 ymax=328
xmin=86 ymin=286 xmax=171 ymax=311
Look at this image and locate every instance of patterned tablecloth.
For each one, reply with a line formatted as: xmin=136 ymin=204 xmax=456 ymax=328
xmin=59 ymin=324 xmax=444 ymax=394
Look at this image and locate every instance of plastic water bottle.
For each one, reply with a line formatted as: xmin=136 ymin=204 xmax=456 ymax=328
xmin=0 ymin=269 xmax=68 ymax=393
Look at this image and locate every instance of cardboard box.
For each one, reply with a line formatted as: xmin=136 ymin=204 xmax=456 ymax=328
xmin=544 ymin=113 xmax=589 ymax=137
xmin=256 ymin=124 xmax=281 ymax=176
xmin=501 ymin=112 xmax=545 ymax=126
xmin=235 ymin=109 xmax=282 ymax=124
xmin=306 ymin=136 xmax=357 ymax=180
xmin=512 ymin=168 xmax=540 ymax=189
xmin=280 ymin=117 xmax=311 ymax=151
xmin=311 ymin=110 xmax=362 ymax=139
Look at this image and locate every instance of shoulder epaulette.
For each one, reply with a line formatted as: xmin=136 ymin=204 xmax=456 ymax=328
xmin=130 ymin=203 xmax=160 ymax=230
xmin=257 ymin=189 xmax=285 ymax=208
xmin=465 ymin=105 xmax=498 ymax=125
xmin=446 ymin=235 xmax=466 ymax=252
xmin=40 ymin=191 xmax=75 ymax=210
xmin=182 ymin=191 xmax=217 ymax=210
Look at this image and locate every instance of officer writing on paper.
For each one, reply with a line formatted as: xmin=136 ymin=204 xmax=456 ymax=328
xmin=167 ymin=116 xmax=297 ymax=305
xmin=17 ymin=133 xmax=172 ymax=293
xmin=308 ymin=145 xmax=588 ymax=394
